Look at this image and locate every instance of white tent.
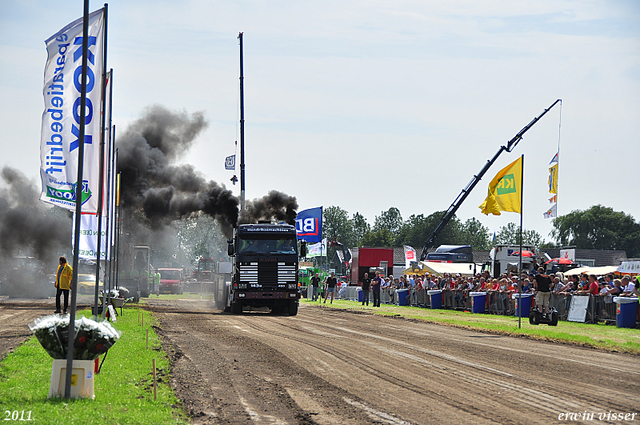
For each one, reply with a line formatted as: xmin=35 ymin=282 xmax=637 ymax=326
xmin=617 ymin=261 xmax=640 ymax=275
xmin=564 ymin=266 xmax=619 ymax=276
xmin=418 ymin=261 xmax=476 ymax=276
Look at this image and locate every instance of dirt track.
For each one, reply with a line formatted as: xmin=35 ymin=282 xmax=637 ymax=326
xmin=2 ymin=297 xmax=639 ymax=424
xmin=148 ymin=299 xmax=640 ymax=425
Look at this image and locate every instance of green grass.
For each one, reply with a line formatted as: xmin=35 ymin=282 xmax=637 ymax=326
xmin=0 ymin=308 xmax=188 ymax=425
xmin=304 ymin=298 xmax=640 ymax=354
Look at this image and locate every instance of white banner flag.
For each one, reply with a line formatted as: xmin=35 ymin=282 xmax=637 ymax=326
xmin=404 ymin=245 xmax=417 ymax=269
xmin=73 ymin=213 xmax=110 ymax=260
xmin=543 ymin=203 xmax=557 ymax=219
xmin=40 ymin=8 xmax=105 ymax=213
xmin=307 ymin=238 xmax=327 ymax=257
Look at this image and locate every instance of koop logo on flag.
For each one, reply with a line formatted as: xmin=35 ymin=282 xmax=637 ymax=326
xmin=295 ymin=207 xmax=322 ymax=243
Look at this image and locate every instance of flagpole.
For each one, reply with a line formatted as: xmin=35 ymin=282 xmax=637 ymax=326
xmin=65 ymin=0 xmax=91 ymax=399
xmin=93 ymin=4 xmax=108 ymax=318
xmin=556 ymin=101 xmax=562 ymax=217
xmin=518 ymin=154 xmax=524 ymax=329
xmin=238 ymin=32 xmax=245 ymax=211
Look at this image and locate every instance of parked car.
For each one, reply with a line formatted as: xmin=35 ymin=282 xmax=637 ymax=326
xmin=158 ymin=268 xmax=184 ymax=294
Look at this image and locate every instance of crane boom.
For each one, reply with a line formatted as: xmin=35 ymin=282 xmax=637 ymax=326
xmin=419 ymin=99 xmax=562 ymax=261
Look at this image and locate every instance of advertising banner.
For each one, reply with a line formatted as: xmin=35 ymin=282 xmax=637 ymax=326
xmin=296 ymin=207 xmax=322 ymax=243
xmin=40 ymin=8 xmax=105 ymax=213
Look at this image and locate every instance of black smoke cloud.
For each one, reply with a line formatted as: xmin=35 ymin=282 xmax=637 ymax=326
xmin=117 ymin=105 xmax=298 ymax=235
xmin=0 ymin=166 xmax=71 ymax=264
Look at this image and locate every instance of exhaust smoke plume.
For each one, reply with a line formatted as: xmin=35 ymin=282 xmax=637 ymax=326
xmin=117 ymin=105 xmax=298 ymax=235
xmin=0 ymin=167 xmax=71 ymax=298
xmin=0 ymin=167 xmax=71 ymax=263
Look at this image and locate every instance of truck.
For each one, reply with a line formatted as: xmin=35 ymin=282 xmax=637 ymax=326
xmin=488 ymin=244 xmax=537 ymax=278
xmin=224 ymin=223 xmax=304 ymax=315
xmin=425 ymin=245 xmax=473 ymax=263
xmin=158 ymin=267 xmax=185 ymax=294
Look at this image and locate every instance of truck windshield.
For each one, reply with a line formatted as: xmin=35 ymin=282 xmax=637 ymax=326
xmin=238 ymin=237 xmax=296 ymax=255
xmin=160 ymin=270 xmax=182 ymax=280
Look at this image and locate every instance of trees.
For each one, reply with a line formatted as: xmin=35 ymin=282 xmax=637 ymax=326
xmin=551 ymin=205 xmax=640 ymax=257
xmin=351 ymin=212 xmax=370 ymax=247
xmin=373 ymin=207 xmax=403 ymax=235
xmin=323 ymin=206 xmax=354 ymax=247
xmin=493 ymin=222 xmax=544 ymax=248
xmin=459 ymin=218 xmax=491 ymax=250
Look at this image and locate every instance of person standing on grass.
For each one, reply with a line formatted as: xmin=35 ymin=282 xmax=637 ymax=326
xmin=310 ymin=273 xmax=321 ymax=301
xmin=54 ymin=256 xmax=73 ymax=314
xmin=371 ymin=271 xmax=383 ymax=307
xmin=324 ymin=272 xmax=337 ymax=304
xmin=361 ymin=272 xmax=371 ymax=306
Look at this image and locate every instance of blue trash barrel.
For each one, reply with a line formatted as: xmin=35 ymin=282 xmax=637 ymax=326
xmin=512 ymin=293 xmax=533 ymax=317
xmin=470 ymin=292 xmax=487 ymax=314
xmin=358 ymin=288 xmax=363 ymax=302
xmin=614 ymin=297 xmax=639 ymax=328
xmin=427 ymin=290 xmax=442 ymax=309
xmin=397 ymin=289 xmax=409 ymax=306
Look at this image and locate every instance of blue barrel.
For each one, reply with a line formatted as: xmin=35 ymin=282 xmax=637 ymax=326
xmin=614 ymin=297 xmax=639 ymax=328
xmin=470 ymin=292 xmax=487 ymax=314
xmin=397 ymin=289 xmax=409 ymax=306
xmin=427 ymin=290 xmax=442 ymax=309
xmin=358 ymin=288 xmax=363 ymax=302
xmin=512 ymin=293 xmax=532 ymax=317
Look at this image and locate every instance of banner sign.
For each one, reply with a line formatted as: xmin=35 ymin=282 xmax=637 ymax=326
xmin=40 ymin=8 xmax=105 ymax=213
xmin=404 ymin=245 xmax=417 ymax=269
xmin=307 ymin=238 xmax=327 ymax=257
xmin=295 ymin=207 xmax=322 ymax=243
xmin=73 ymin=213 xmax=110 ymax=260
xmin=225 ymin=155 xmax=235 ymax=170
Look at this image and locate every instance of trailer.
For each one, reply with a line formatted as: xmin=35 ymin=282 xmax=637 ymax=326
xmin=349 ymin=247 xmax=394 ymax=285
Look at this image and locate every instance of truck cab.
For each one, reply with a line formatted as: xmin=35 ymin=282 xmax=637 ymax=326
xmin=227 ymin=223 xmax=300 ymax=315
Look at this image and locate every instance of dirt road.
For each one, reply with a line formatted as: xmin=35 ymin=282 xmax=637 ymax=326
xmin=0 ymin=298 xmax=57 ymax=361
xmin=148 ymin=299 xmax=640 ymax=425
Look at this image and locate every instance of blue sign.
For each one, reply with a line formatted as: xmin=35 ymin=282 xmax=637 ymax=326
xmin=295 ymin=207 xmax=322 ymax=243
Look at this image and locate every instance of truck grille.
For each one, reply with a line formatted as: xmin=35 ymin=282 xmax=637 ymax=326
xmin=239 ymin=262 xmax=296 ymax=289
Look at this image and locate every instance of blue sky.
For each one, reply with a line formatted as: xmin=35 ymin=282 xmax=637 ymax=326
xmin=1 ymin=0 xmax=639 ymax=245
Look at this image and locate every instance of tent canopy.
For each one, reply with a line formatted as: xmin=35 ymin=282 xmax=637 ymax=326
xmin=401 ymin=261 xmax=476 ymax=277
xmin=564 ymin=266 xmax=619 ymax=276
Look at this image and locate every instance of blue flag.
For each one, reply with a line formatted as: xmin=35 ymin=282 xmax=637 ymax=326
xmin=295 ymin=207 xmax=322 ymax=243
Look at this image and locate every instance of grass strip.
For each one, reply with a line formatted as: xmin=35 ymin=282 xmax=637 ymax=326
xmin=304 ymin=298 xmax=640 ymax=354
xmin=0 ymin=308 xmax=187 ymax=425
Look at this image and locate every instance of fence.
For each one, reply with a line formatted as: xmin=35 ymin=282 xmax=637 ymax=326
xmin=335 ymin=286 xmax=636 ymax=325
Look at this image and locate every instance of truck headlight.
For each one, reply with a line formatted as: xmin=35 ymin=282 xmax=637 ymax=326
xmin=238 ymin=283 xmax=247 ymax=289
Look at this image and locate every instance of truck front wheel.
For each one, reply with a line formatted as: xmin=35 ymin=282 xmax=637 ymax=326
xmin=288 ymin=300 xmax=298 ymax=316
xmin=231 ymin=301 xmax=242 ymax=314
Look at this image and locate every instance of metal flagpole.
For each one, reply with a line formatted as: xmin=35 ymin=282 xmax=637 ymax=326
xmin=65 ymin=0 xmax=91 ymax=399
xmin=93 ymin=4 xmax=108 ymax=319
xmin=238 ymin=32 xmax=245 ymax=211
xmin=518 ymin=154 xmax=524 ymax=329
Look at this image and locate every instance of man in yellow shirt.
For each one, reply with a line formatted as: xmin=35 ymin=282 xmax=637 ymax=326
xmin=55 ymin=256 xmax=73 ymax=314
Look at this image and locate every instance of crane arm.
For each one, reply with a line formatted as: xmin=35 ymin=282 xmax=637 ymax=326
xmin=419 ymin=99 xmax=562 ymax=261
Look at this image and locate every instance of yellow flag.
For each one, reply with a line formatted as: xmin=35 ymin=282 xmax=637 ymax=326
xmin=548 ymin=163 xmax=558 ymax=194
xmin=479 ymin=156 xmax=522 ymax=215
